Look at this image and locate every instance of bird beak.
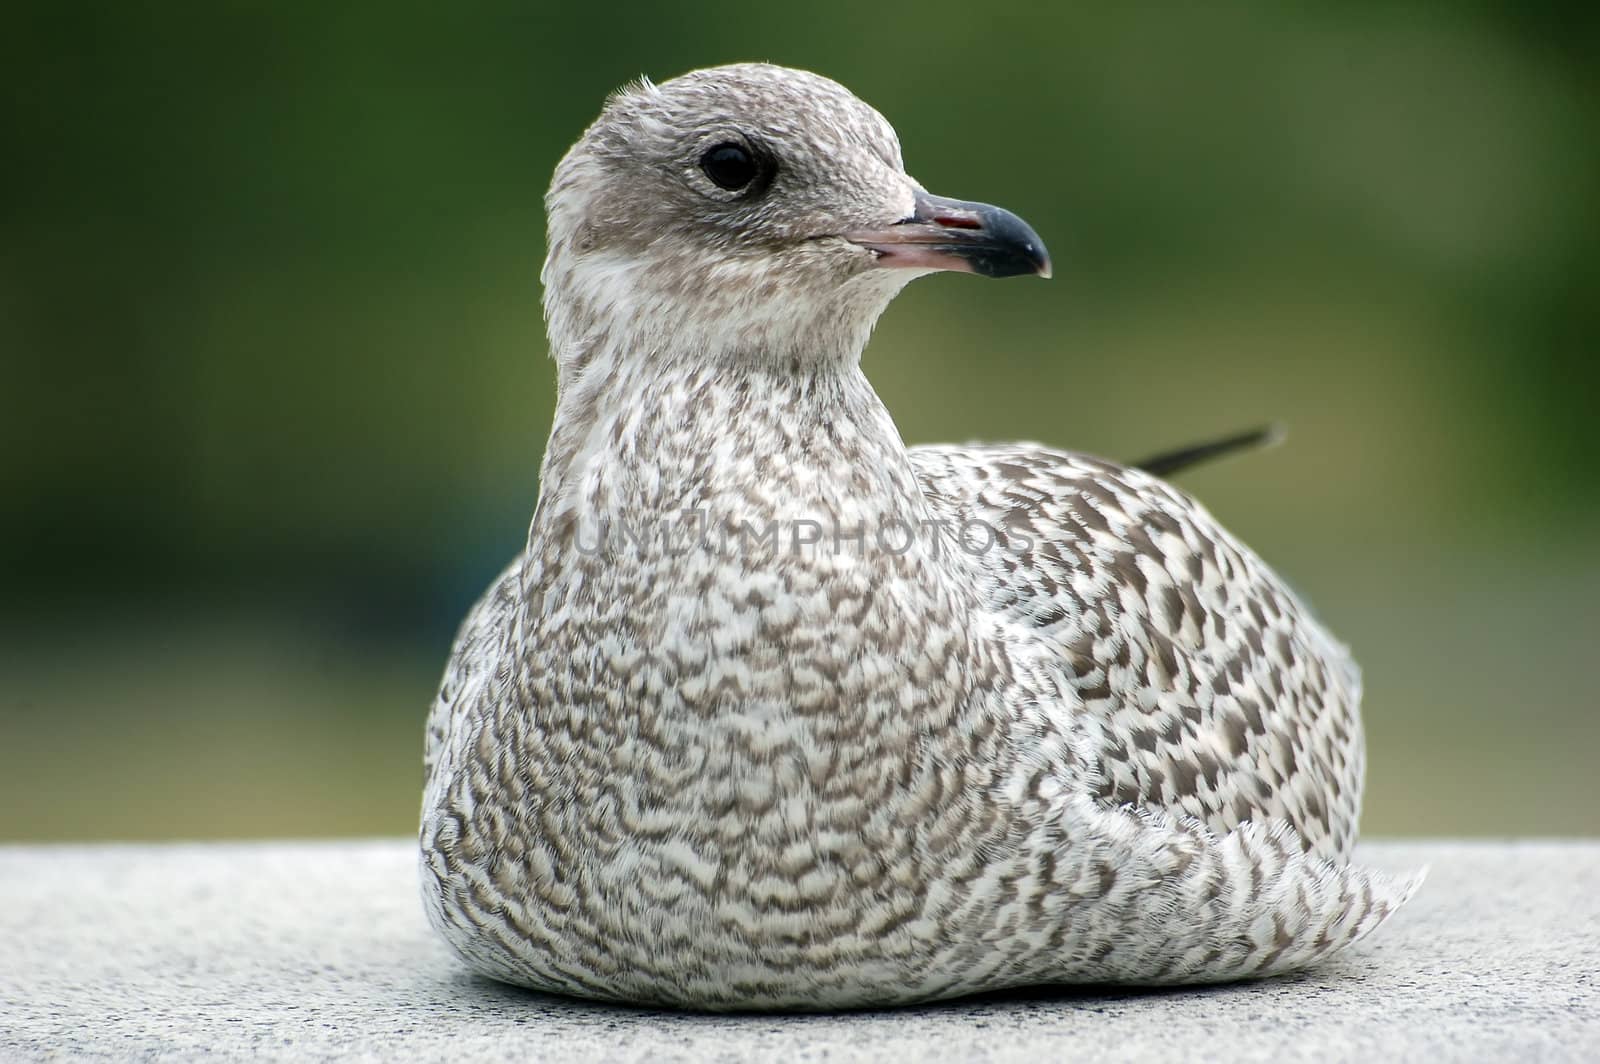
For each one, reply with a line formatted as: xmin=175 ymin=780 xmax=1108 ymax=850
xmin=845 ymin=191 xmax=1052 ymax=279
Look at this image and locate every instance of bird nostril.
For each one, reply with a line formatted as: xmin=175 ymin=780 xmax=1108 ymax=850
xmin=930 ymin=212 xmax=983 ymax=230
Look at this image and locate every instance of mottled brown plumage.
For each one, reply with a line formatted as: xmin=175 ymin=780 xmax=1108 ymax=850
xmin=419 ymin=62 xmax=1419 ymax=1010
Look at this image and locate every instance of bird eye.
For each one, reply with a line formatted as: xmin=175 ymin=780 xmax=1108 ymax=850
xmin=700 ymin=142 xmax=761 ymax=192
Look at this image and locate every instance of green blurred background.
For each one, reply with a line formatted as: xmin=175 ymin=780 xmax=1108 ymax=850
xmin=3 ymin=4 xmax=1596 ymax=842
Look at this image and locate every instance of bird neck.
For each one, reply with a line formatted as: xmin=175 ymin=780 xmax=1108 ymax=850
xmin=528 ymin=348 xmax=932 ymax=558
xmin=541 ymin=247 xmax=912 ymax=387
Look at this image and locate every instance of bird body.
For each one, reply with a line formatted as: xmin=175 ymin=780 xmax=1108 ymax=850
xmin=420 ymin=63 xmax=1418 ymax=1010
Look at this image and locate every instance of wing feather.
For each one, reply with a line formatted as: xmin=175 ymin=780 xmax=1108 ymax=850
xmin=912 ymin=443 xmax=1364 ymax=861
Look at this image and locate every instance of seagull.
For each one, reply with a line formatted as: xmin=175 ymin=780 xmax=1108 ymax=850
xmin=419 ymin=62 xmax=1420 ymax=1010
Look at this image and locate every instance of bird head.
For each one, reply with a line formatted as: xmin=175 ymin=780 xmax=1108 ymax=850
xmin=542 ymin=63 xmax=1050 ymax=373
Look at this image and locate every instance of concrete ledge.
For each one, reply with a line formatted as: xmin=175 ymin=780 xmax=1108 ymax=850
xmin=2 ymin=841 xmax=1595 ymax=1061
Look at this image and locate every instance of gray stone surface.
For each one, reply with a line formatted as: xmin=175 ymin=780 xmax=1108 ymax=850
xmin=1 ymin=840 xmax=1594 ymax=1062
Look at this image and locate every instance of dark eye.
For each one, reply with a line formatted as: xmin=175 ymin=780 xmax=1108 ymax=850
xmin=700 ymin=142 xmax=761 ymax=192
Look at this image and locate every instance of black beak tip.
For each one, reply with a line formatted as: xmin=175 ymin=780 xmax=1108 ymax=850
xmin=972 ymin=204 xmax=1052 ymax=280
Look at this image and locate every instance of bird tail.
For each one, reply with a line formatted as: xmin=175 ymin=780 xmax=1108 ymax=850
xmin=1132 ymin=424 xmax=1287 ymax=478
xmin=1047 ymin=798 xmax=1423 ymax=984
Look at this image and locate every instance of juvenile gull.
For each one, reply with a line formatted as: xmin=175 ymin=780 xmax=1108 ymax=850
xmin=420 ymin=63 xmax=1420 ymax=1010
